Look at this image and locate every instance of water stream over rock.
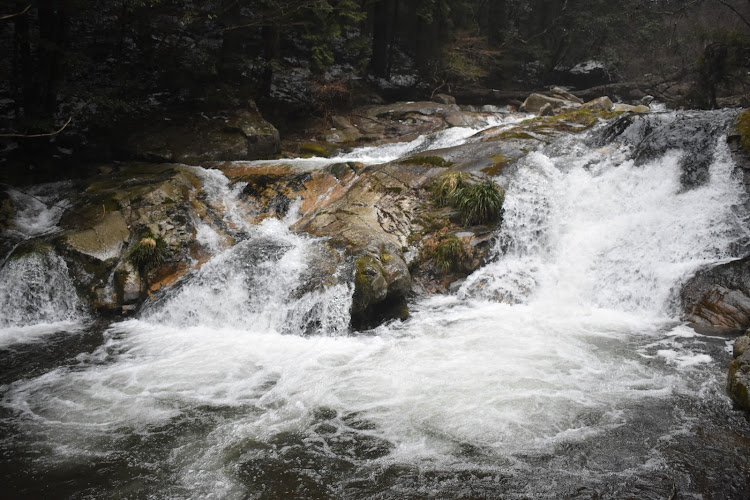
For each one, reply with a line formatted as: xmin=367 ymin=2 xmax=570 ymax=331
xmin=2 ymin=110 xmax=750 ymax=499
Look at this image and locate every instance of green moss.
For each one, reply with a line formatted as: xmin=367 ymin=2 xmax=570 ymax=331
xmin=398 ymin=155 xmax=453 ymax=168
xmin=9 ymin=241 xmax=52 ymax=260
xmin=481 ymin=154 xmax=509 ymax=176
xmin=738 ymin=109 xmax=750 ymax=154
xmin=354 ymin=255 xmax=386 ymax=305
xmin=497 ymin=130 xmax=536 ymax=141
xmin=300 ymin=142 xmax=334 ymax=158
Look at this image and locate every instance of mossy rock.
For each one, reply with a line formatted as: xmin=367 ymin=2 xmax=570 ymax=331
xmin=398 ymin=155 xmax=453 ymax=168
xmin=9 ymin=240 xmax=53 ymax=260
xmin=351 ymin=250 xmax=411 ymax=330
xmin=481 ymin=154 xmax=510 ymax=176
xmin=353 ymin=255 xmax=389 ymax=311
xmin=300 ymin=142 xmax=336 ymax=158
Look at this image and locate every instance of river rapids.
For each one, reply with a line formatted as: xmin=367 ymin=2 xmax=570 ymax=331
xmin=1 ymin=110 xmax=750 ymax=499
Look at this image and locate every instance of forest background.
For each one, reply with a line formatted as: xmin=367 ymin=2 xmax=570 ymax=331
xmin=1 ymin=0 xmax=749 ymax=177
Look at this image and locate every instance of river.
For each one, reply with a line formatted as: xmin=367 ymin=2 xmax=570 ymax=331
xmin=1 ymin=109 xmax=750 ymax=499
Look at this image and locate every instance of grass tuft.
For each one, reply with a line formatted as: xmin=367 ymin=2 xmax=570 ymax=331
xmin=454 ymin=181 xmax=505 ymax=225
xmin=430 ymin=172 xmax=468 ymax=207
xmin=433 ymin=236 xmax=468 ymax=272
xmin=128 ymin=234 xmax=168 ymax=277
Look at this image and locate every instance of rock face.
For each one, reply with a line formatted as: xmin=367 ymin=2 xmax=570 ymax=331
xmin=681 ymin=257 xmax=750 ymax=329
xmin=51 ymin=163 xmax=234 ymax=313
xmin=729 ymin=330 xmax=750 ymax=410
xmin=122 ymin=104 xmax=280 ymax=163
xmin=520 ymin=93 xmax=575 ymax=113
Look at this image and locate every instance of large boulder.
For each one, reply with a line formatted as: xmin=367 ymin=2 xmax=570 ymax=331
xmin=520 ymin=93 xmax=577 ymax=114
xmin=55 ymin=163 xmax=235 ymax=313
xmin=122 ymin=104 xmax=280 ymax=164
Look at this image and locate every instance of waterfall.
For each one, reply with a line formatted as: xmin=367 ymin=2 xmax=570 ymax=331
xmin=0 ymin=182 xmax=84 ymax=344
xmin=461 ymin=111 xmax=748 ymax=318
xmin=0 ymin=251 xmax=83 ymax=344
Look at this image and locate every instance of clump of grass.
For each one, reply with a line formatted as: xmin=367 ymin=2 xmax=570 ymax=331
xmin=430 ymin=173 xmax=504 ymax=226
xmin=430 ymin=172 xmax=468 ymax=207
xmin=128 ymin=234 xmax=168 ymax=278
xmin=453 ymin=180 xmax=505 ymax=225
xmin=433 ymin=236 xmax=468 ymax=272
xmin=398 ymin=155 xmax=453 ymax=168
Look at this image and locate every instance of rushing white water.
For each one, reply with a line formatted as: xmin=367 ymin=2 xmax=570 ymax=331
xmin=0 ymin=252 xmax=83 ymax=344
xmin=2 ymin=111 xmax=750 ymax=498
xmin=6 ymin=182 xmax=72 ymax=237
xmin=245 ymin=113 xmax=526 ymax=170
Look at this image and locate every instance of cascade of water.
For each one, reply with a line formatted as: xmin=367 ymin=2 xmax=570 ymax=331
xmin=0 ymin=252 xmax=83 ymax=341
xmin=461 ymin=114 xmax=748 ymax=319
xmin=141 ymin=169 xmax=353 ymax=336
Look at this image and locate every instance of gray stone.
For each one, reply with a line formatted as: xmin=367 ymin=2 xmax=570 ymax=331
xmin=581 ymin=96 xmax=614 ymax=111
xmin=734 ymin=335 xmax=750 ymax=358
xmin=538 ymin=103 xmax=555 ymax=116
xmin=550 ymin=87 xmax=584 ymax=104
xmin=612 ymin=103 xmax=650 ymax=113
xmin=521 ymin=93 xmax=572 ymax=113
xmin=433 ymin=93 xmax=457 ymax=105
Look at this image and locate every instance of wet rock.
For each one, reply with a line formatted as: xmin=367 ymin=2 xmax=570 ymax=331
xmin=550 ymin=87 xmax=584 ymax=104
xmin=432 ymin=94 xmax=457 ymax=105
xmin=612 ymin=103 xmax=650 ymax=113
xmin=65 ymin=211 xmax=130 ymax=261
xmin=520 ymin=93 xmax=574 ymax=113
xmin=681 ymin=257 xmax=750 ymax=330
xmin=538 ymin=103 xmax=555 ymax=116
xmin=122 ymin=104 xmax=280 ymax=163
xmin=326 ymin=116 xmax=361 ymax=143
xmin=56 ymin=163 xmax=231 ymax=314
xmin=728 ymin=333 xmax=750 ymax=409
xmin=345 ymin=101 xmax=496 ymax=145
xmin=734 ymin=332 xmax=750 ymax=358
xmin=581 ymin=96 xmax=614 ymax=111
xmin=629 ymin=110 xmax=740 ymax=190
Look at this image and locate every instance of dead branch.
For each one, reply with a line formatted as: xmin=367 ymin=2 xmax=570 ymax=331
xmin=0 ymin=116 xmax=72 ymax=138
xmin=0 ymin=4 xmax=31 ymax=21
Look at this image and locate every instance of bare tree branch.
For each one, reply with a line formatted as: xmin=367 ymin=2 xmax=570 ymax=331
xmin=0 ymin=4 xmax=31 ymax=21
xmin=0 ymin=116 xmax=72 ymax=138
